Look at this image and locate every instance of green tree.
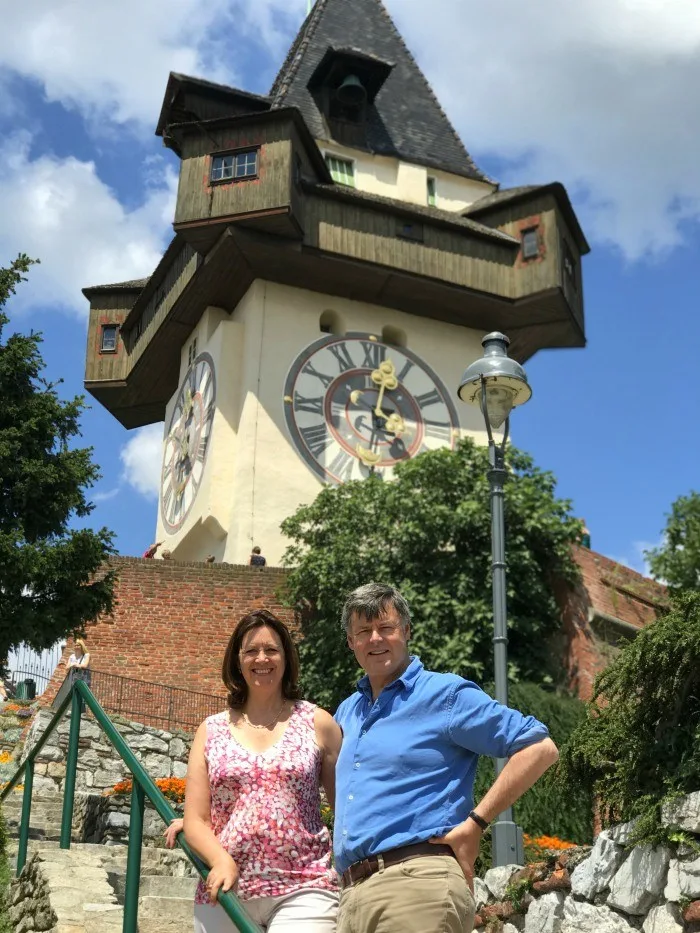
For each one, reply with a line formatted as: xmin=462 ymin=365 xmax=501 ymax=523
xmin=645 ymin=491 xmax=700 ymax=591
xmin=281 ymin=438 xmax=582 ymax=711
xmin=557 ymin=590 xmax=700 ymax=841
xmin=0 ymin=255 xmax=116 ymax=665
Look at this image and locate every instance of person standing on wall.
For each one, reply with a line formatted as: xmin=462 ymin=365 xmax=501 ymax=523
xmin=249 ymin=546 xmax=266 ymax=568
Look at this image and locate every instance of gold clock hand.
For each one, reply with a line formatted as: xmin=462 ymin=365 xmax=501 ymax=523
xmin=371 ymin=360 xmax=398 ymax=418
xmin=384 ymin=412 xmax=407 ymax=437
xmin=356 ymin=445 xmax=381 ymax=467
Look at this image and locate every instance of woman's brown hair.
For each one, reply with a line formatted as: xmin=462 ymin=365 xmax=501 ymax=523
xmin=222 ymin=609 xmax=302 ymax=710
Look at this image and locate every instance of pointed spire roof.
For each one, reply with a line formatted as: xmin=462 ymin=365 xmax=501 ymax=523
xmin=269 ymin=0 xmax=492 ymax=183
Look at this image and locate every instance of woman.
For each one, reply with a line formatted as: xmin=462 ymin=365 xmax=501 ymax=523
xmin=184 ymin=609 xmax=341 ymax=932
xmin=67 ymin=639 xmax=91 ymax=681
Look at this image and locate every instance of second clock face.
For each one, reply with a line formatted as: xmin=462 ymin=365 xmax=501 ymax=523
xmin=160 ymin=352 xmax=216 ymax=532
xmin=284 ymin=334 xmax=460 ymax=484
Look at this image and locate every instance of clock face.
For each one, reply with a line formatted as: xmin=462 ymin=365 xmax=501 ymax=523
xmin=160 ymin=352 xmax=216 ymax=532
xmin=284 ymin=334 xmax=460 ymax=485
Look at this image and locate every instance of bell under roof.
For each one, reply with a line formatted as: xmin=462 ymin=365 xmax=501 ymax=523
xmin=268 ymin=0 xmax=492 ymax=184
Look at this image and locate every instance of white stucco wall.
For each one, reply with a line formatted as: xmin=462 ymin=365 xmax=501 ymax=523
xmin=155 ymin=281 xmax=494 ymax=566
xmin=321 ymin=141 xmax=494 ymax=212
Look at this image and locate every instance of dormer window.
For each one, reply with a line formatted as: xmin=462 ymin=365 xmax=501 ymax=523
xmin=210 ymin=149 xmax=258 ymax=184
xmin=100 ymin=324 xmax=118 ymax=352
xmin=326 ymin=155 xmax=355 ymax=188
xmin=427 ymin=177 xmax=437 ymax=208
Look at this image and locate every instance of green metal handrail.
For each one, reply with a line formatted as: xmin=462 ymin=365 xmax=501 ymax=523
xmin=0 ymin=677 xmax=262 ymax=933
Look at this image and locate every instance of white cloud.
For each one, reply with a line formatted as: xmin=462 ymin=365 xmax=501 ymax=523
xmin=0 ymin=0 xmax=304 ymax=129
xmin=4 ymin=0 xmax=700 ymax=264
xmin=0 ymin=132 xmax=176 ymax=317
xmin=390 ymin=0 xmax=700 ymax=259
xmin=120 ymin=423 xmax=164 ymax=499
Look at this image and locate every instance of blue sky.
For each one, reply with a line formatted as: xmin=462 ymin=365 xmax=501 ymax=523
xmin=1 ymin=0 xmax=699 ymax=573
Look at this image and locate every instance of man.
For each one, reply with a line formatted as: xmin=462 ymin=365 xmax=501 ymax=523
xmin=334 ymin=583 xmax=559 ymax=933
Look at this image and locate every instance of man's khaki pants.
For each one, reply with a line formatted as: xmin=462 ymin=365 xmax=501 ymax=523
xmin=336 ymin=855 xmax=475 ymax=933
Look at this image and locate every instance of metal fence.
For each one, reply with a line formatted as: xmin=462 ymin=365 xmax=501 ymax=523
xmin=4 ymin=670 xmax=51 ymax=700
xmin=7 ymin=642 xmax=63 ymax=697
xmin=53 ymin=668 xmax=223 ymax=733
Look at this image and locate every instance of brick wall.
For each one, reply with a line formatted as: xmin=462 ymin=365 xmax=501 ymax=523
xmin=560 ymin=546 xmax=667 ymax=701
xmin=43 ymin=557 xmax=296 ymax=712
xmin=41 ymin=548 xmax=667 ymax=720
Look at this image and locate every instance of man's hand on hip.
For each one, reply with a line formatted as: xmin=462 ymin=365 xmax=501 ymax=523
xmin=429 ymin=821 xmax=481 ymax=892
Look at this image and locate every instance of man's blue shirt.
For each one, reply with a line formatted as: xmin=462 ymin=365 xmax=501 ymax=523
xmin=333 ymin=656 xmax=550 ymax=874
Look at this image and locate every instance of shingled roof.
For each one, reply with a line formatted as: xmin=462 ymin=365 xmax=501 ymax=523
xmin=269 ymin=0 xmax=492 ymax=184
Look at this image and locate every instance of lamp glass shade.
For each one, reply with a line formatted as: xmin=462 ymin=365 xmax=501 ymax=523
xmin=482 ymin=383 xmax=517 ymax=429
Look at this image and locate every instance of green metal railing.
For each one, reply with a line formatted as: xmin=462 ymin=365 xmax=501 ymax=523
xmin=0 ymin=677 xmax=262 ymax=933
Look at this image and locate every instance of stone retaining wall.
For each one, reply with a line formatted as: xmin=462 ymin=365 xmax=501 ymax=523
xmin=22 ymin=707 xmax=193 ymax=796
xmin=475 ymin=790 xmax=700 ymax=932
xmin=74 ymin=792 xmax=180 ymax=848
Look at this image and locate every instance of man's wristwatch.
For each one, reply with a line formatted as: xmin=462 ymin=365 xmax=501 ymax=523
xmin=467 ymin=810 xmax=489 ymax=832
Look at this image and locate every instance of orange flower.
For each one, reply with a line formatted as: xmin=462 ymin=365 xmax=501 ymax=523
xmin=104 ymin=776 xmax=186 ymax=803
xmin=0 ymin=751 xmax=14 ymax=764
xmin=524 ymin=833 xmax=577 ymax=851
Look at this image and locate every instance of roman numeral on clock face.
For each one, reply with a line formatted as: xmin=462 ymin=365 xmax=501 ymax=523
xmin=424 ymin=421 xmax=452 ymax=442
xmin=328 ymin=447 xmax=356 ymax=483
xmin=294 ymin=393 xmax=325 ymax=416
xmin=415 ymin=388 xmax=442 ymax=409
xmin=302 ymin=362 xmax=334 ymax=389
xmin=361 ymin=341 xmax=386 ymax=369
xmin=329 ymin=342 xmax=356 ymax=373
xmin=300 ymin=423 xmax=333 ymax=458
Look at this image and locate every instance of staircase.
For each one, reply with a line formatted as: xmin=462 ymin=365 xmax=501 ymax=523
xmin=3 ymin=791 xmax=199 ymax=933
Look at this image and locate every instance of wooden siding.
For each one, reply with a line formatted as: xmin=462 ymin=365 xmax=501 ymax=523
xmin=84 ymin=294 xmax=137 ymax=383
xmin=468 ymin=194 xmax=584 ymax=308
xmin=124 ymin=243 xmax=200 ymax=369
xmin=304 ymin=195 xmax=519 ymax=298
xmin=175 ymin=123 xmax=294 ymax=226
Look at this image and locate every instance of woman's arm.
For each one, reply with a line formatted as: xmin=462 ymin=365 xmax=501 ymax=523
xmin=315 ymin=707 xmax=342 ymax=811
xmin=79 ymin=653 xmax=90 ymax=668
xmin=183 ymin=722 xmax=239 ymax=902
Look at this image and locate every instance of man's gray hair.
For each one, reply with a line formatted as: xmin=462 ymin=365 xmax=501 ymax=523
xmin=340 ymin=583 xmax=412 ymax=633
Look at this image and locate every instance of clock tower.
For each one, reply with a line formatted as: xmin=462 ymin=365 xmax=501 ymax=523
xmin=83 ymin=0 xmax=589 ymax=565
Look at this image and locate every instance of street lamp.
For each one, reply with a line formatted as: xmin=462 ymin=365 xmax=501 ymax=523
xmin=457 ymin=332 xmax=532 ymax=868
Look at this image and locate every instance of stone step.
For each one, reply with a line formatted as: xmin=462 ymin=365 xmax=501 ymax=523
xmin=138 ymin=894 xmax=195 ymax=933
xmin=108 ymin=871 xmax=198 ymax=900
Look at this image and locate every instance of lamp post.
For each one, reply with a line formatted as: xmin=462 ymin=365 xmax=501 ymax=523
xmin=457 ymin=332 xmax=532 ymax=867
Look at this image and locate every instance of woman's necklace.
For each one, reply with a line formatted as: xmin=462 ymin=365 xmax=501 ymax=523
xmin=239 ymin=701 xmax=286 ymax=730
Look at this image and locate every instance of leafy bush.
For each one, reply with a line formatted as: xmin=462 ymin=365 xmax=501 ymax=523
xmin=281 ymin=439 xmax=581 ymax=712
xmin=557 ymin=590 xmax=700 ymax=843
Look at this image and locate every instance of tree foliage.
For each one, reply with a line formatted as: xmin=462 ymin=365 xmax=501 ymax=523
xmin=645 ymin=491 xmax=700 ymax=591
xmin=557 ymin=590 xmax=700 ymax=839
xmin=0 ymin=255 xmax=116 ymax=664
xmin=476 ymin=682 xmax=593 ymax=845
xmin=281 ymin=438 xmax=582 ymax=711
